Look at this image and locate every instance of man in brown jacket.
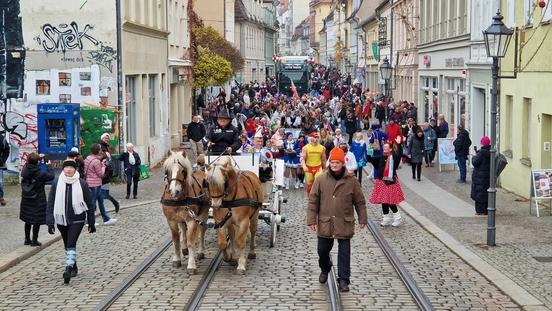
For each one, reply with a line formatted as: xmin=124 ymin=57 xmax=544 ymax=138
xmin=307 ymin=147 xmax=368 ymax=292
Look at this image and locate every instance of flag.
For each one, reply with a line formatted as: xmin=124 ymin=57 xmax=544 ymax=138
xmin=291 ymin=80 xmax=300 ymax=101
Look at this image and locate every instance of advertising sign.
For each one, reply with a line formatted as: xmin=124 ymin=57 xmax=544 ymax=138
xmin=438 ymin=138 xmax=457 ymax=165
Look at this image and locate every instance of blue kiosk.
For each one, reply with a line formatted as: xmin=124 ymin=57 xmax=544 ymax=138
xmin=37 ymin=103 xmax=80 ymax=160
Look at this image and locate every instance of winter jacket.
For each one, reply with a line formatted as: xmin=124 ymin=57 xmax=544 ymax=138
xmin=119 ymin=151 xmax=141 ymax=177
xmin=423 ymin=128 xmax=437 ymax=151
xmin=438 ymin=121 xmax=449 ymax=138
xmin=307 ymin=170 xmax=367 ymax=239
xmin=454 ymin=129 xmax=472 ymax=158
xmin=187 ymin=122 xmax=206 ymax=142
xmin=206 ymin=123 xmax=241 ymax=153
xmin=0 ymin=135 xmax=9 ymax=168
xmin=386 ymin=123 xmax=403 ymax=144
xmin=471 ymin=146 xmax=491 ymax=203
xmin=46 ymin=178 xmax=95 ymax=226
xmin=350 ymin=141 xmax=367 ymax=166
xmin=19 ymin=163 xmax=55 ymax=224
xmin=84 ymin=155 xmax=104 ymax=187
xmin=320 ymin=139 xmax=335 ymax=159
xmin=408 ymin=134 xmax=425 ymax=164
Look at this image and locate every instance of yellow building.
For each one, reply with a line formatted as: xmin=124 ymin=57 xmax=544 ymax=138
xmin=309 ymin=0 xmax=333 ymax=62
xmin=499 ymin=0 xmax=552 ymax=197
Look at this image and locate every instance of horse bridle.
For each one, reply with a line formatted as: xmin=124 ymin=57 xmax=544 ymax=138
xmin=165 ymin=158 xmax=188 ymax=185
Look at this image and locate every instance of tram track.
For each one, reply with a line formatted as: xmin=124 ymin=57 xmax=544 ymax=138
xmin=324 ymin=219 xmax=434 ymax=311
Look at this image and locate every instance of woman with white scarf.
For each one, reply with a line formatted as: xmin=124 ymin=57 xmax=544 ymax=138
xmin=46 ymin=160 xmax=95 ymax=284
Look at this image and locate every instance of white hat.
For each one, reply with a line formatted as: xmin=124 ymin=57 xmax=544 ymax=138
xmin=70 ymin=147 xmax=79 ymax=153
xmin=253 ymin=127 xmax=263 ymax=138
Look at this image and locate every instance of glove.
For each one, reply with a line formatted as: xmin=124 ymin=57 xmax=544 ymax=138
xmin=88 ymin=224 xmax=96 ymax=233
xmin=48 ymin=225 xmax=55 ymax=235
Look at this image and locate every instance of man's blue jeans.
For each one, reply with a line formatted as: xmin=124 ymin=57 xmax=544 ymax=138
xmin=90 ymin=186 xmax=110 ymax=222
xmin=457 ymin=156 xmax=467 ymax=182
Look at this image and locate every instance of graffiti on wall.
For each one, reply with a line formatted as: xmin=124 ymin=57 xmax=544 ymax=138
xmin=35 ymin=22 xmax=99 ymax=53
xmin=0 ymin=107 xmax=39 ymax=171
xmin=89 ymin=42 xmax=117 ymax=72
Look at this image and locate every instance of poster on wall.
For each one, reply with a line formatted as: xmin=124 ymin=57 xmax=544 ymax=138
xmin=531 ymin=169 xmax=552 ymax=199
xmin=438 ymin=138 xmax=457 ymax=165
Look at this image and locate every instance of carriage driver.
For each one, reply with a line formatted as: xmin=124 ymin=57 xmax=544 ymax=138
xmin=206 ymin=109 xmax=242 ymax=154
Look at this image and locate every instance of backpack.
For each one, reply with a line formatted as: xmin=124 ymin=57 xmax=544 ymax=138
xmin=102 ymin=161 xmax=114 ymax=184
xmin=495 ymin=153 xmax=508 ymax=178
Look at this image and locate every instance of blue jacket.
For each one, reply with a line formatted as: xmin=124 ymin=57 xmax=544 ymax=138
xmin=423 ymin=128 xmax=436 ymax=150
xmin=350 ymin=141 xmax=367 ymax=166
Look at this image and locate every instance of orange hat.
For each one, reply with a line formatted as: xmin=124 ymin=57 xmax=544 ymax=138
xmin=328 ymin=147 xmax=345 ymax=163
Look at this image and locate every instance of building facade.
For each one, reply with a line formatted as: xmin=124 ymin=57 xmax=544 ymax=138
xmin=417 ymin=0 xmax=469 ymax=131
xmin=168 ymin=0 xmax=194 ymax=148
xmin=235 ymin=0 xmax=267 ymax=83
xmin=123 ymin=0 xmax=170 ymax=165
xmin=194 ymin=0 xmax=236 ymax=43
xmin=263 ymin=5 xmax=277 ymax=78
xmin=309 ymin=0 xmax=333 ymax=63
xmin=392 ymin=0 xmax=419 ymax=104
xmin=499 ymin=0 xmax=552 ymax=198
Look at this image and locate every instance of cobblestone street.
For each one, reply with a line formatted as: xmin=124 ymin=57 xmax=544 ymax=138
xmin=0 ymin=172 xmax=526 ymax=310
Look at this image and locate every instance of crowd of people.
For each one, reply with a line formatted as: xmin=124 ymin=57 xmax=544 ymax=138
xmin=188 ymin=69 xmax=494 ymax=292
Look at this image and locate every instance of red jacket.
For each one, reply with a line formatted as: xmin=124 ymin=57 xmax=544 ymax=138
xmin=386 ymin=123 xmax=403 ymax=144
xmin=245 ymin=118 xmax=257 ymax=133
xmin=323 ymin=89 xmax=331 ymax=101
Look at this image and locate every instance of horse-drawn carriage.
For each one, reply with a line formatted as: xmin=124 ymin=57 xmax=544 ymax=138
xmin=161 ymin=150 xmax=286 ymax=275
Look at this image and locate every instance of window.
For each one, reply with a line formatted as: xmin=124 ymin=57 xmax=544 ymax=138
xmin=59 ymin=94 xmax=71 ymax=103
xmin=525 ymin=0 xmax=534 ymax=25
xmin=80 ymin=72 xmax=91 ymax=81
xmin=80 ymin=87 xmax=92 ymax=96
xmin=544 ymin=0 xmax=552 ymax=21
xmin=508 ymin=0 xmax=516 ymax=26
xmin=149 ymin=75 xmax=157 ymax=137
xmin=449 ymin=0 xmax=457 ymax=37
xmin=523 ymin=97 xmax=532 ymax=160
xmin=432 ymin=77 xmax=438 ymax=89
xmin=441 ymin=0 xmax=447 ymax=37
xmin=432 ymin=0 xmax=439 ymax=40
xmin=36 ymin=80 xmax=50 ymax=95
xmin=505 ymin=95 xmax=514 ymax=152
xmin=59 ymin=72 xmax=71 ymax=86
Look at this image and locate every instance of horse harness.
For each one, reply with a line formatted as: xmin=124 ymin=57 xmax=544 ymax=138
xmin=161 ymin=172 xmax=209 ymax=226
xmin=212 ymin=170 xmax=262 ymax=229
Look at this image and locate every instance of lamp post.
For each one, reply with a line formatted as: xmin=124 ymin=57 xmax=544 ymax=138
xmin=482 ymin=11 xmax=514 ymax=247
xmin=379 ymin=57 xmax=393 ymax=100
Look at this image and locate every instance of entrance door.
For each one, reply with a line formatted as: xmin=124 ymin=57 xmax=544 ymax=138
xmin=125 ymin=76 xmax=137 ymax=143
xmin=471 ymin=87 xmax=486 ymax=147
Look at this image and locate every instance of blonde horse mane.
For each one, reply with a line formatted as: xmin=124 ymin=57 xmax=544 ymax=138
xmin=206 ymin=156 xmax=234 ymax=190
xmin=163 ymin=151 xmax=193 ymax=186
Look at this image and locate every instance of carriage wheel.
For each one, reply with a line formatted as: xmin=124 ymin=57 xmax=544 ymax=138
xmin=269 ymin=213 xmax=277 ymax=248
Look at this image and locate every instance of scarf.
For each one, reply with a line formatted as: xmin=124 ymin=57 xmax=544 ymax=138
xmin=329 ymin=167 xmax=346 ymax=180
xmin=129 ymin=152 xmax=136 ymax=165
xmin=53 ymin=171 xmax=88 ymax=226
xmin=383 ymin=152 xmax=394 ymax=182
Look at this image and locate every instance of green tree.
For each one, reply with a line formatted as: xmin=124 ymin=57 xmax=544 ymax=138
xmin=193 ymin=26 xmax=244 ymax=73
xmin=193 ymin=47 xmax=233 ymax=88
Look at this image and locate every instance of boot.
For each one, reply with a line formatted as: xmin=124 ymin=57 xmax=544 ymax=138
xmin=391 ymin=212 xmax=402 ymax=227
xmin=114 ymin=201 xmax=120 ymax=213
xmin=338 ymin=279 xmax=350 ymax=292
xmin=24 ymin=238 xmax=31 ymax=245
xmin=293 ymin=177 xmax=299 ymax=189
xmin=284 ymin=177 xmax=289 ymax=190
xmin=380 ymin=214 xmax=393 ymax=226
xmin=63 ymin=266 xmax=72 ymax=284
xmin=71 ymin=262 xmax=78 ymax=277
xmin=30 ymin=240 xmax=42 ymax=247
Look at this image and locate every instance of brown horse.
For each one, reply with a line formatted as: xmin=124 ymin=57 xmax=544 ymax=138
xmin=205 ymin=156 xmax=263 ymax=274
xmin=161 ymin=150 xmax=209 ymax=274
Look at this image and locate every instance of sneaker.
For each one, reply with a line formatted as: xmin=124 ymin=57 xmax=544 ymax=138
xmin=285 ymin=184 xmax=289 ymax=190
xmin=319 ymin=271 xmax=328 ymax=284
xmin=30 ymin=240 xmax=42 ymax=247
xmin=85 ymin=222 xmax=99 ymax=227
xmin=24 ymin=239 xmax=31 ymax=246
xmin=125 ymin=195 xmax=130 ymax=199
xmin=103 ymin=219 xmax=117 ymax=225
xmin=294 ymin=183 xmax=299 ymax=189
xmin=456 ymin=179 xmax=466 ymax=184
xmin=338 ymin=279 xmax=349 ymax=292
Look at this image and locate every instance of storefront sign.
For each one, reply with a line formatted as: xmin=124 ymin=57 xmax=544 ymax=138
xmin=445 ymin=58 xmax=465 ymax=67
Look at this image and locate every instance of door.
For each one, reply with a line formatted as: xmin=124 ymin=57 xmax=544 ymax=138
xmin=471 ymin=87 xmax=486 ymax=147
xmin=126 ymin=76 xmax=137 ymax=143
xmin=542 ymin=114 xmax=552 ymax=169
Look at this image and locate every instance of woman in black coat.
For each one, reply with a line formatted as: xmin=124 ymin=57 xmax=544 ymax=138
xmin=20 ymin=153 xmax=54 ymax=246
xmin=471 ymin=136 xmax=491 ymax=215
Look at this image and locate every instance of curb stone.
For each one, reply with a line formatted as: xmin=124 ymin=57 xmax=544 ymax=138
xmin=0 ymin=199 xmax=159 ymax=274
xmin=399 ymin=200 xmax=549 ymax=310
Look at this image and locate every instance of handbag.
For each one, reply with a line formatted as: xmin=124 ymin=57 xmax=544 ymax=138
xmin=371 ymin=132 xmax=381 ymax=151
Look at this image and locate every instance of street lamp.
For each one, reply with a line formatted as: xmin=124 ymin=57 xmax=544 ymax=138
xmin=482 ymin=10 xmax=514 ymax=247
xmin=379 ymin=57 xmax=393 ymax=99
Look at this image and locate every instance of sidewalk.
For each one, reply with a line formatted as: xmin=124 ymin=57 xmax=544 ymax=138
xmin=397 ymin=163 xmax=552 ymax=309
xmin=0 ymin=167 xmax=166 ymax=263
